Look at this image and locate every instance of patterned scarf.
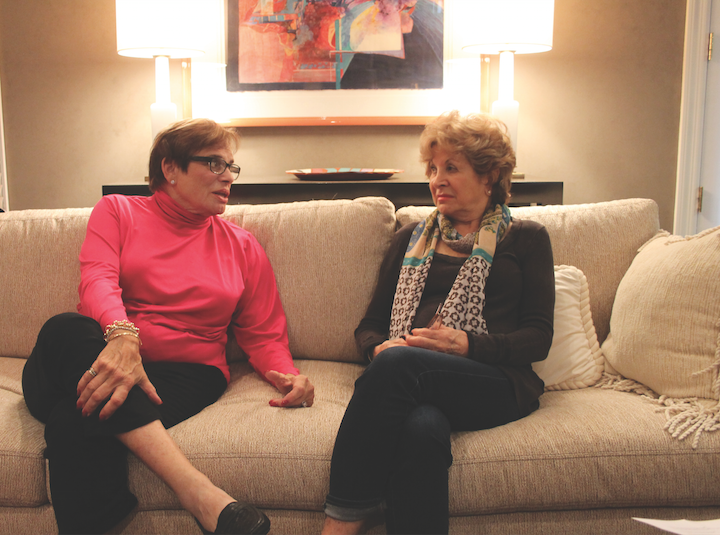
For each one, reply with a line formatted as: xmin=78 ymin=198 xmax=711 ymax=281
xmin=388 ymin=204 xmax=512 ymax=339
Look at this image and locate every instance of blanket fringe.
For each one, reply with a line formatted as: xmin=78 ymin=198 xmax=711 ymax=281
xmin=595 ymin=373 xmax=658 ymax=398
xmin=595 ymin=372 xmax=720 ymax=449
xmin=691 ymin=318 xmax=720 ymax=400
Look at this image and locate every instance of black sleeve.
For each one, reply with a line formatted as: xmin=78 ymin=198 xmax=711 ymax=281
xmin=469 ymin=223 xmax=555 ymax=367
xmin=354 ymin=224 xmax=416 ymax=361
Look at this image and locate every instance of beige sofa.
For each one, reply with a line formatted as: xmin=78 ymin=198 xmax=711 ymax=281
xmin=1 ymin=197 xmax=719 ymax=534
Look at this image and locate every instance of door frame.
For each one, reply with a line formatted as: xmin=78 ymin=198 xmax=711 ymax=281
xmin=674 ymin=0 xmax=712 ymax=235
xmin=0 ymin=74 xmax=7 ymax=212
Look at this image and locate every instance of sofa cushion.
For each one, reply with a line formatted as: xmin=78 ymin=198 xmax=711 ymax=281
xmin=602 ymin=227 xmax=720 ymax=400
xmin=397 ymin=199 xmax=661 ymax=345
xmin=5 ymin=357 xmax=720 ymax=518
xmin=533 ymin=265 xmax=603 ymax=390
xmin=126 ymin=359 xmax=364 ymax=511
xmin=0 ymin=358 xmax=47 ymax=508
xmin=0 ymin=198 xmax=397 ymax=365
xmin=0 ymin=209 xmax=91 ymax=358
xmin=448 ymin=388 xmax=720 ymax=515
xmin=222 ymin=197 xmax=397 ymax=363
xmin=122 ymin=364 xmax=720 ymax=516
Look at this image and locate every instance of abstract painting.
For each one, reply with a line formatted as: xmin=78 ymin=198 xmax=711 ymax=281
xmin=226 ymin=0 xmax=444 ymax=91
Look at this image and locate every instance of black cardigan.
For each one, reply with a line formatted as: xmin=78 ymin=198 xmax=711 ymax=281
xmin=355 ymin=218 xmax=555 ymax=417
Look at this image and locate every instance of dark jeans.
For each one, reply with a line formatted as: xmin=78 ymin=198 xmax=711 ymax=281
xmin=22 ymin=313 xmax=227 ymax=535
xmin=325 ymin=346 xmax=521 ymax=535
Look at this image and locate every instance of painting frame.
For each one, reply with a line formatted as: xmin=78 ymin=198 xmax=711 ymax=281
xmin=190 ymin=0 xmax=482 ymax=127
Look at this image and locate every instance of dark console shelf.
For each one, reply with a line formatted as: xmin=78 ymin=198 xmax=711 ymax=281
xmin=103 ymin=177 xmax=562 ymax=209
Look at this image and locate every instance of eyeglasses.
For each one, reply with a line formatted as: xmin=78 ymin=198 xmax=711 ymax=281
xmin=188 ymin=156 xmax=241 ymax=180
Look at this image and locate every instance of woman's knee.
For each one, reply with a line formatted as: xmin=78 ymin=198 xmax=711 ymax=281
xmin=24 ymin=314 xmax=104 ymax=420
xmin=361 ymin=345 xmax=448 ymax=386
xmin=36 ymin=313 xmax=103 ymax=363
xmin=355 ymin=346 xmax=421 ymax=393
xmin=365 ymin=345 xmax=424 ymax=376
xmin=31 ymin=313 xmax=102 ymax=362
xmin=38 ymin=313 xmax=100 ymax=340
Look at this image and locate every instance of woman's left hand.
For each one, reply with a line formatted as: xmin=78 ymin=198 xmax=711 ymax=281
xmin=405 ymin=325 xmax=469 ymax=357
xmin=265 ymin=371 xmax=315 ymax=408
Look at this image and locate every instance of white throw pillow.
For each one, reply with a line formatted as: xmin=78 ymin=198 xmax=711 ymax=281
xmin=533 ymin=265 xmax=604 ymax=390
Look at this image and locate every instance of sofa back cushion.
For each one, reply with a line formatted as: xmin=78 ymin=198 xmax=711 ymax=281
xmin=397 ymin=198 xmax=660 ymax=343
xmin=0 ymin=198 xmax=397 ymax=364
xmin=0 ymin=208 xmax=91 ymax=358
xmin=0 ymin=197 xmax=656 ymax=364
xmin=222 ymin=197 xmax=397 ymax=363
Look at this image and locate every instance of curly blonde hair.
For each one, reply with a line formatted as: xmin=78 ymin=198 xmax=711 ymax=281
xmin=148 ymin=119 xmax=241 ymax=193
xmin=419 ymin=111 xmax=516 ymax=206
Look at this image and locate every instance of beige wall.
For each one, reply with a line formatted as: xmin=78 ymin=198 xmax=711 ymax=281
xmin=0 ymin=0 xmax=685 ymax=230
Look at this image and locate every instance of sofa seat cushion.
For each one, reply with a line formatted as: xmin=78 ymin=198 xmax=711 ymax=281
xmin=127 ymin=359 xmax=364 ymax=511
xmin=0 ymin=357 xmax=47 ymax=508
xmin=4 ymin=357 xmax=719 ymax=517
xmin=122 ymin=361 xmax=720 ymax=516
xmin=449 ymin=388 xmax=720 ymax=515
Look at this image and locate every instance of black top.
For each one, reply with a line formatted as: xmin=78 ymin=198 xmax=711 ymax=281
xmin=355 ymin=219 xmax=555 ymax=416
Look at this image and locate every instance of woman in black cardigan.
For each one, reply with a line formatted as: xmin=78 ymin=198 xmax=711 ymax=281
xmin=322 ymin=111 xmax=555 ymax=535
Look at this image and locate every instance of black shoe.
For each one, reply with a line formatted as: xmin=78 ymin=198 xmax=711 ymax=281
xmin=196 ymin=501 xmax=271 ymax=535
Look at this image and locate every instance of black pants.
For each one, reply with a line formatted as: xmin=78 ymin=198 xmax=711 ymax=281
xmin=22 ymin=313 xmax=227 ymax=534
xmin=325 ymin=346 xmax=521 ymax=535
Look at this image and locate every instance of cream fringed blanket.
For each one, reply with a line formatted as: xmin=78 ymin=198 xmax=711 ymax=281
xmin=596 ymin=365 xmax=720 ymax=449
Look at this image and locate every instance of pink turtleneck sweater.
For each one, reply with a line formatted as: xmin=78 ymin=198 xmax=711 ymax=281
xmin=77 ymin=190 xmax=299 ymax=383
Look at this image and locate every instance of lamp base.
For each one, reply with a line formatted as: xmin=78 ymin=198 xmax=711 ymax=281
xmin=491 ymin=99 xmax=519 ymax=150
xmin=151 ymin=102 xmax=177 ymax=140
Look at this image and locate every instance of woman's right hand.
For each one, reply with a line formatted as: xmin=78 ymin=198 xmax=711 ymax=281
xmin=76 ymin=335 xmax=162 ymax=421
xmin=372 ymin=337 xmax=409 ymax=359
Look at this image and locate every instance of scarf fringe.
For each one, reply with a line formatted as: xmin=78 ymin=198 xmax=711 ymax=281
xmin=595 ymin=372 xmax=720 ymax=449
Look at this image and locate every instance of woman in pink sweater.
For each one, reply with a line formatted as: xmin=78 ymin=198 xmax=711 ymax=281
xmin=22 ymin=119 xmax=313 ymax=535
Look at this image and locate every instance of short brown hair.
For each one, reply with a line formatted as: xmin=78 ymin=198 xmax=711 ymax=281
xmin=148 ymin=119 xmax=241 ymax=192
xmin=419 ymin=111 xmax=516 ymax=206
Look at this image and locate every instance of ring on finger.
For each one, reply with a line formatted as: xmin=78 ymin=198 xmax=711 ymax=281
xmin=87 ymin=367 xmax=97 ymax=377
xmin=301 ymin=401 xmax=308 ymax=408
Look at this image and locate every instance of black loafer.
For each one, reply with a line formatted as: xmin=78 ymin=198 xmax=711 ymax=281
xmin=197 ymin=501 xmax=271 ymax=535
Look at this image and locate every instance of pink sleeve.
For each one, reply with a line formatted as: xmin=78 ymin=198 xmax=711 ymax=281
xmin=231 ymin=238 xmax=299 ymax=379
xmin=77 ymin=197 xmax=129 ymax=330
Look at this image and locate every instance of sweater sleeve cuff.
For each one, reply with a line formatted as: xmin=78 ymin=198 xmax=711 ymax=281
xmin=467 ymin=331 xmax=476 ymax=359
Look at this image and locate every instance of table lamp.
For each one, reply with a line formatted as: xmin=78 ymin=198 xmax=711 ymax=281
xmin=457 ymin=0 xmax=554 ymax=151
xmin=115 ymin=0 xmax=207 ymax=139
xmin=187 ymin=0 xmax=230 ymax=123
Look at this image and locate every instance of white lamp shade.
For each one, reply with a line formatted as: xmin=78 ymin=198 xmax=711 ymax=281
xmin=116 ymin=0 xmax=208 ymax=58
xmin=191 ymin=0 xmax=226 ymax=65
xmin=457 ymin=0 xmax=554 ymax=55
